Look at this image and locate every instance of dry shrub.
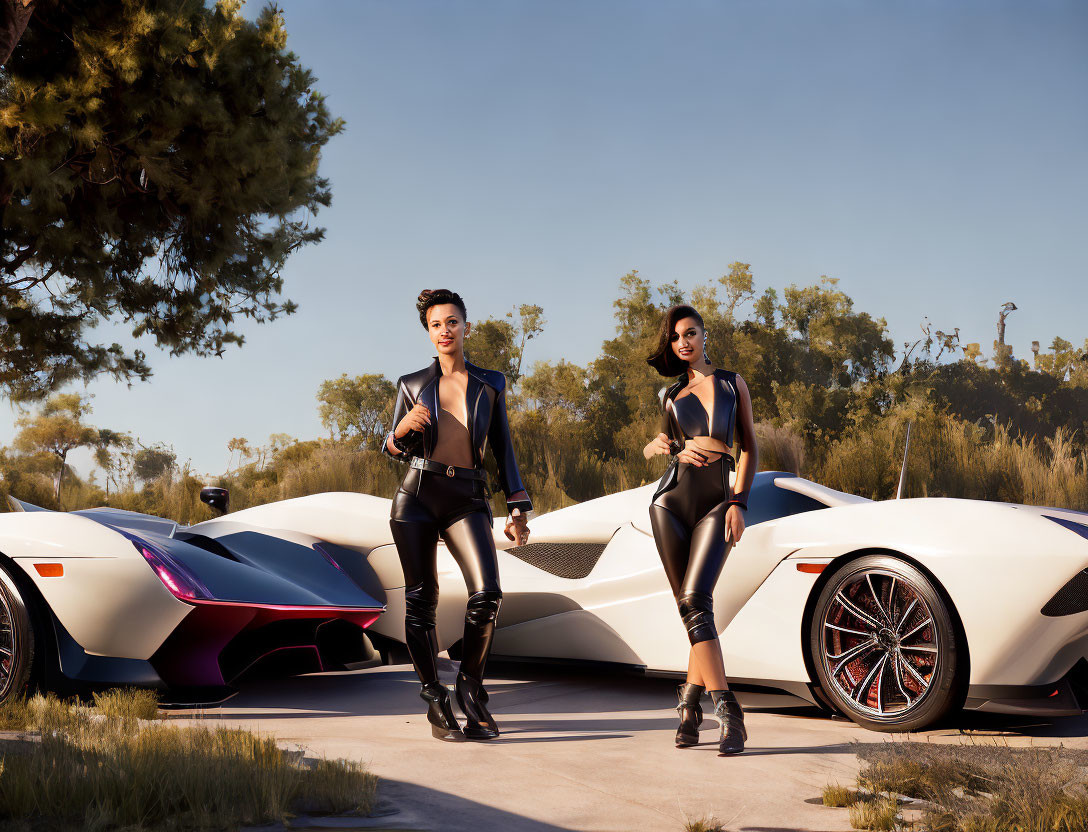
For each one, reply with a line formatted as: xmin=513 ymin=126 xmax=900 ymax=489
xmin=841 ymin=741 xmax=1088 ymax=832
xmin=272 ymin=446 xmax=400 ymax=504
xmin=849 ymin=797 xmax=898 ymax=831
xmin=0 ymin=699 xmax=31 ymax=733
xmin=683 ymin=817 xmax=727 ymax=832
xmin=755 ymin=421 xmax=805 ymax=474
xmin=91 ymin=687 xmax=162 ymax=723
xmin=293 ymin=757 xmax=376 ymax=815
xmin=0 ymin=693 xmax=86 ymax=735
xmin=821 ymin=783 xmax=859 ymax=807
xmin=859 ymin=755 xmax=988 ymax=802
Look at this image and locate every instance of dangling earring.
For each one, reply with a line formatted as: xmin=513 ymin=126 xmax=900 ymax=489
xmin=703 ymin=332 xmax=711 ymax=365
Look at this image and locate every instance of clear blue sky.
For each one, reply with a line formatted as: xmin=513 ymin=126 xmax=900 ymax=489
xmin=3 ymin=0 xmax=1086 ymax=478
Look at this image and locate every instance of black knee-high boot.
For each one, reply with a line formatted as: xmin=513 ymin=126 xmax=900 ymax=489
xmin=404 ymin=587 xmax=462 ymax=740
xmin=455 ymin=589 xmax=502 ymax=739
xmin=404 ymin=584 xmax=441 ymax=685
xmin=675 ymin=682 xmax=705 ymax=747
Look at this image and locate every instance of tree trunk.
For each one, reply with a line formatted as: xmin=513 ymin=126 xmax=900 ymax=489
xmin=0 ymin=0 xmax=36 ymax=66
xmin=53 ymin=449 xmax=65 ymax=505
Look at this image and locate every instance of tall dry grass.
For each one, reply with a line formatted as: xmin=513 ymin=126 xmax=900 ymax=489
xmin=755 ymin=421 xmax=806 ymax=474
xmin=9 ymin=400 xmax=1086 ymax=523
xmin=0 ymin=691 xmax=377 ymax=829
xmin=816 ymin=406 xmax=1088 ymax=510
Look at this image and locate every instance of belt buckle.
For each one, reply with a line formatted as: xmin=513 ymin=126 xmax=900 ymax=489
xmin=446 ymin=465 xmax=455 ymax=478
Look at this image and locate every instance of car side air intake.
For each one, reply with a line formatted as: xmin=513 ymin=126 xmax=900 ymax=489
xmin=504 ymin=542 xmax=607 ymax=579
xmin=1042 ymin=569 xmax=1088 ymax=617
xmin=1041 ymin=516 xmax=1088 ymax=617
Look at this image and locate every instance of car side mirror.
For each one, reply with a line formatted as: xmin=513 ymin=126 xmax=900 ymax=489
xmin=200 ymin=486 xmax=229 ymax=515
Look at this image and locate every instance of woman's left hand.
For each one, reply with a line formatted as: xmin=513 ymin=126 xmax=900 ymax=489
xmin=725 ymin=505 xmax=745 ymax=544
xmin=505 ymin=508 xmax=530 ymax=545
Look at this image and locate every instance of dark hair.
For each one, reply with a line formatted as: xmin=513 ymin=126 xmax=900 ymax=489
xmin=646 ymin=304 xmax=704 ymax=377
xmin=416 ymin=288 xmax=467 ymax=329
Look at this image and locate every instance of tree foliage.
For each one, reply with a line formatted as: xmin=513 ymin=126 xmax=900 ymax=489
xmin=0 ymin=0 xmax=344 ymax=400
xmin=316 ymin=373 xmax=395 ymax=448
xmin=2 ymin=265 xmax=1087 ymax=519
xmin=465 ymin=317 xmax=518 ymax=382
xmin=132 ymin=442 xmax=176 ymax=483
xmin=466 ymin=304 xmax=546 ymax=387
xmin=12 ymin=392 xmax=121 ymax=503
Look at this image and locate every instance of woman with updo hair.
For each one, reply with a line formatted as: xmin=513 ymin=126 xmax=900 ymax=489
xmin=643 ymin=304 xmax=758 ymax=755
xmin=383 ymin=289 xmax=532 ymax=741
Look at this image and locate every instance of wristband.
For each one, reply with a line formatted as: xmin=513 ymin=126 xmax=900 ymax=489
xmin=506 ymin=498 xmax=534 ymax=516
xmin=388 ymin=431 xmax=415 ymax=455
xmin=727 ymin=499 xmax=748 ymax=512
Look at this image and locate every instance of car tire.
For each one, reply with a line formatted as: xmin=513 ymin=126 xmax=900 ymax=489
xmin=0 ymin=561 xmax=36 ymax=705
xmin=808 ymin=554 xmax=963 ymax=732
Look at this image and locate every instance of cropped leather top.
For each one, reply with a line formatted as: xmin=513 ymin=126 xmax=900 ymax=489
xmin=652 ymin=369 xmax=739 ymax=502
xmin=382 ymin=357 xmax=532 ymax=511
xmin=662 ymin=369 xmax=738 ymax=447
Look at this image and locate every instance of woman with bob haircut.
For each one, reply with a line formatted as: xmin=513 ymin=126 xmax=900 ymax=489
xmin=383 ymin=288 xmax=532 ymax=741
xmin=643 ymin=304 xmax=758 ymax=755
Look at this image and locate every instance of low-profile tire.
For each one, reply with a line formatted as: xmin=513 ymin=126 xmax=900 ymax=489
xmin=808 ymin=554 xmax=962 ymax=732
xmin=0 ymin=561 xmax=36 ymax=705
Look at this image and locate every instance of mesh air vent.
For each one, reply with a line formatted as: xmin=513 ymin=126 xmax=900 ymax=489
xmin=503 ymin=542 xmax=607 ymax=579
xmin=1042 ymin=570 xmax=1088 ymax=617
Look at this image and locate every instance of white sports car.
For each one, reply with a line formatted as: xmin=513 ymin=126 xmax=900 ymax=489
xmin=0 ymin=492 xmax=384 ymax=705
xmin=4 ymin=472 xmax=1088 ymax=731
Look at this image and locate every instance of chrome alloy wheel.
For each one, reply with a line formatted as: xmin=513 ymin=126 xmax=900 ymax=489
xmin=820 ymin=568 xmax=939 ymax=719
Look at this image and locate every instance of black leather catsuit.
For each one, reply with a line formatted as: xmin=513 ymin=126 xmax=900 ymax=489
xmin=650 ymin=369 xmax=739 ymax=645
xmin=383 ymin=357 xmax=532 ymax=689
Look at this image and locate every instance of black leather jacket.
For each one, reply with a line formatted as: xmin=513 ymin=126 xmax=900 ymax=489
xmin=383 ymin=357 xmax=532 ymax=512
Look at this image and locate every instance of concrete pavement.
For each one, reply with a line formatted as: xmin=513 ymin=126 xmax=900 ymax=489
xmin=176 ymin=664 xmax=1088 ymax=832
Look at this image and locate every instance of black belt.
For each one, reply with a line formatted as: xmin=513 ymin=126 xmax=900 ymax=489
xmin=409 ymin=456 xmax=488 ymax=481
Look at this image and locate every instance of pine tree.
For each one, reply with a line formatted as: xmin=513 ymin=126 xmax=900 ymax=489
xmin=0 ymin=0 xmax=345 ymax=400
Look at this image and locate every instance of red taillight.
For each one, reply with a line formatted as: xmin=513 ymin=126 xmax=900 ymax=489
xmin=122 ymin=532 xmax=212 ymax=601
xmin=139 ymin=545 xmax=211 ymax=600
xmin=154 ymin=564 xmax=184 ymax=596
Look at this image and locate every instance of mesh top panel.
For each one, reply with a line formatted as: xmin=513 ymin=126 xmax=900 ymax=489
xmin=503 ymin=542 xmax=608 ymax=579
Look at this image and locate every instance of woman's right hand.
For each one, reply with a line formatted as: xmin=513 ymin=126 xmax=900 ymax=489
xmin=676 ymin=447 xmax=708 ymax=467
xmin=395 ymin=402 xmax=431 ymax=438
xmin=643 ymin=432 xmax=672 ymax=459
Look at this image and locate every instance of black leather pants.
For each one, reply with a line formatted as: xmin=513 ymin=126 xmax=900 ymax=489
xmin=390 ymin=466 xmax=502 ymax=687
xmin=649 ymin=456 xmax=732 ymax=645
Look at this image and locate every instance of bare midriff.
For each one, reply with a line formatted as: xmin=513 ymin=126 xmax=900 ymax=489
xmin=671 ymin=375 xmax=732 ymax=463
xmin=684 ymin=436 xmax=732 ymax=463
xmin=431 ymin=376 xmax=475 ymax=469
